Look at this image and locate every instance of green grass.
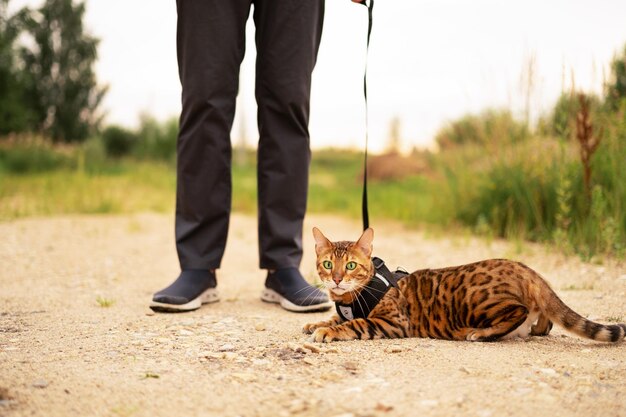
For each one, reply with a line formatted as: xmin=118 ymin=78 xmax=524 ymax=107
xmin=0 ymin=160 xmax=175 ymax=220
xmin=0 ymin=132 xmax=624 ymax=260
xmin=96 ymin=296 xmax=115 ymax=308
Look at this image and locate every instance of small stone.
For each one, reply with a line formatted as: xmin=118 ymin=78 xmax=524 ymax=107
xmin=419 ymin=399 xmax=439 ymax=407
xmin=218 ymin=343 xmax=236 ymax=352
xmin=231 ymin=372 xmax=257 ymax=383
xmin=303 ymin=358 xmax=316 ymax=366
xmin=459 ymin=366 xmax=471 ymax=374
xmin=321 ymin=371 xmax=343 ymax=381
xmin=288 ymin=399 xmax=308 ymax=413
xmin=178 ymin=329 xmax=194 ymax=336
xmin=204 ymin=352 xmax=225 ymax=360
xmin=302 ymin=343 xmax=320 ymax=354
xmin=32 ymin=380 xmax=49 ymax=389
xmin=286 ymin=342 xmax=307 ymax=354
xmin=375 ymin=401 xmax=394 ymax=412
xmin=342 ymin=362 xmax=358 ymax=371
xmin=255 ymin=323 xmax=266 ymax=331
xmin=145 ymin=312 xmax=155 ymax=316
xmin=325 ymin=347 xmax=339 ymax=354
xmin=385 ymin=345 xmax=403 ymax=353
xmin=223 ymin=352 xmax=239 ymax=360
xmin=538 ymin=368 xmax=557 ymax=376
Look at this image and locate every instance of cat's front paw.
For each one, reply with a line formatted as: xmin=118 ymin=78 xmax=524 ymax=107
xmin=311 ymin=327 xmax=336 ymax=343
xmin=302 ymin=322 xmax=321 ymax=334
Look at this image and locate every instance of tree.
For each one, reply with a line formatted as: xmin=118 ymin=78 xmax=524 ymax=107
xmin=605 ymin=44 xmax=626 ymax=113
xmin=19 ymin=0 xmax=106 ymax=142
xmin=0 ymin=0 xmax=36 ymax=134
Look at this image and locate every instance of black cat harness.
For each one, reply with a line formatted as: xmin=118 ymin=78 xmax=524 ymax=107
xmin=335 ymin=257 xmax=408 ymax=321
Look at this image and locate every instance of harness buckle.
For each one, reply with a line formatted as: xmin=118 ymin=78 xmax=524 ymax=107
xmin=372 ymin=257 xmax=385 ymax=270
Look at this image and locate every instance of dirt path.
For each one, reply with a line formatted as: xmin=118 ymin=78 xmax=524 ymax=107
xmin=1 ymin=213 xmax=625 ymax=417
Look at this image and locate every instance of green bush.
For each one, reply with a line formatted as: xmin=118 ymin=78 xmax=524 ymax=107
xmin=134 ymin=116 xmax=178 ymax=161
xmin=435 ymin=109 xmax=529 ymax=150
xmin=0 ymin=137 xmax=73 ymax=173
xmin=101 ymin=125 xmax=137 ymax=158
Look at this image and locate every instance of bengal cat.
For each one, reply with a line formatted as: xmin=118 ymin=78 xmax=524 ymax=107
xmin=304 ymin=227 xmax=626 ymax=343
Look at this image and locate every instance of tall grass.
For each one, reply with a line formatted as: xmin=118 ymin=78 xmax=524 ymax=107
xmin=1 ymin=108 xmax=624 ymax=259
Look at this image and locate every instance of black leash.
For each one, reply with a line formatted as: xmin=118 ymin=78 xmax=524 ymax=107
xmin=359 ymin=0 xmax=374 ymax=231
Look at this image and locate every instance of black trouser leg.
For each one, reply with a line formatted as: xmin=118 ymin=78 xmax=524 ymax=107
xmin=175 ymin=0 xmax=252 ymax=270
xmin=253 ymin=0 xmax=325 ymax=270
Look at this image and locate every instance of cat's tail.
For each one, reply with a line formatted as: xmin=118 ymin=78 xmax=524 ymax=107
xmin=542 ymin=283 xmax=626 ymax=342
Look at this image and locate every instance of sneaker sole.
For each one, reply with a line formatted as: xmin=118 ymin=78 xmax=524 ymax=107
xmin=150 ymin=288 xmax=220 ymax=313
xmin=261 ymin=288 xmax=333 ymax=313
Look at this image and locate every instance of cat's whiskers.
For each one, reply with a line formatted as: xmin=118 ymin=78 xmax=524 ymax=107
xmin=348 ymin=287 xmax=368 ymax=318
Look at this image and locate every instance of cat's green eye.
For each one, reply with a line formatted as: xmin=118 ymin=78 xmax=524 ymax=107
xmin=322 ymin=260 xmax=333 ymax=269
xmin=346 ymin=261 xmax=357 ymax=270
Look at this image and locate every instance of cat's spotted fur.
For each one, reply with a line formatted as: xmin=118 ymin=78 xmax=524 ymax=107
xmin=304 ymin=227 xmax=626 ymax=343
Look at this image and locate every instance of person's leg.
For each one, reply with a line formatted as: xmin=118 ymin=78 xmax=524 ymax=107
xmin=151 ymin=0 xmax=251 ymax=312
xmin=253 ymin=0 xmax=331 ymax=312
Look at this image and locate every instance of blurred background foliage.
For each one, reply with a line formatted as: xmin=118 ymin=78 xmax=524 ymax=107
xmin=1 ymin=0 xmax=625 ymax=261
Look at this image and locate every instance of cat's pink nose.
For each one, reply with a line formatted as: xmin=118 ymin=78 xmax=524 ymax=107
xmin=332 ymin=275 xmax=342 ymax=285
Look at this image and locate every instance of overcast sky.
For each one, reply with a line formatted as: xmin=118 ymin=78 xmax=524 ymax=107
xmin=8 ymin=0 xmax=626 ymax=152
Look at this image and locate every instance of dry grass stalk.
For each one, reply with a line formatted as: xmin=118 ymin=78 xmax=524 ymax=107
xmin=575 ymin=93 xmax=603 ymax=202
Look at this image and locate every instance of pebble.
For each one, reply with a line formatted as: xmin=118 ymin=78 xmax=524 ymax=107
xmin=218 ymin=343 xmax=236 ymax=352
xmin=321 ymin=371 xmax=343 ymax=381
xmin=231 ymin=372 xmax=257 ymax=383
xmin=459 ymin=366 xmax=471 ymax=374
xmin=342 ymin=362 xmax=358 ymax=371
xmin=178 ymin=329 xmax=194 ymax=336
xmin=538 ymin=368 xmax=557 ymax=376
xmin=223 ymin=352 xmax=239 ymax=361
xmin=202 ymin=352 xmax=225 ymax=360
xmin=302 ymin=343 xmax=320 ymax=354
xmin=419 ymin=399 xmax=439 ymax=408
xmin=385 ymin=345 xmax=403 ymax=353
xmin=288 ymin=399 xmax=308 ymax=413
xmin=253 ymin=359 xmax=271 ymax=367
xmin=375 ymin=401 xmax=394 ymax=412
xmin=255 ymin=323 xmax=266 ymax=331
xmin=32 ymin=380 xmax=49 ymax=389
xmin=286 ymin=342 xmax=306 ymax=353
xmin=303 ymin=358 xmax=316 ymax=366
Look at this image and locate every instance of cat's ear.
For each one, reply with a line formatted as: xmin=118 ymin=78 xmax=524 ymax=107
xmin=312 ymin=227 xmax=332 ymax=255
xmin=355 ymin=228 xmax=374 ymax=257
